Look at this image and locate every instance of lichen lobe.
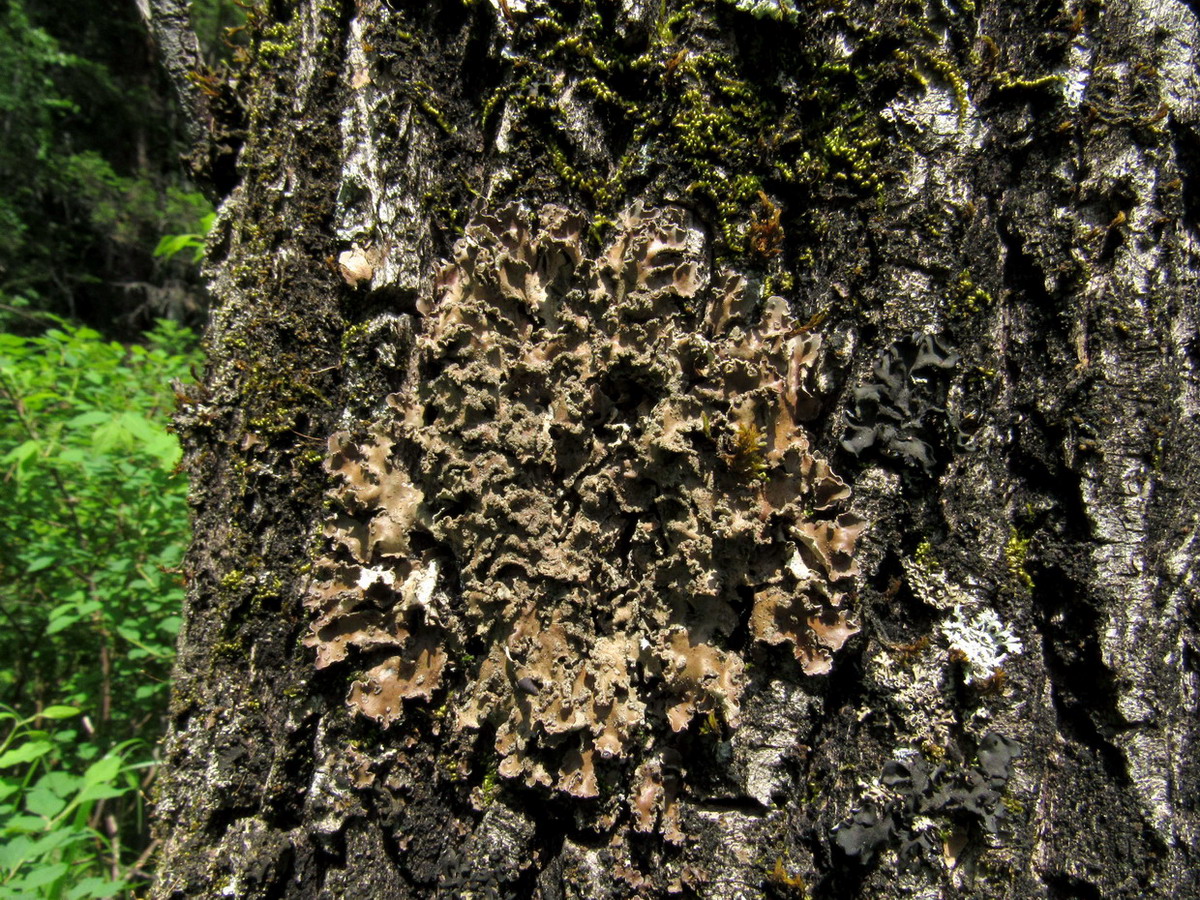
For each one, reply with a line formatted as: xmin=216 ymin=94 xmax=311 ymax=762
xmin=308 ymin=202 xmax=864 ymax=807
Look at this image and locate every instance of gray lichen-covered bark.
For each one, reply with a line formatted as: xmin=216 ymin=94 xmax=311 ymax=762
xmin=153 ymin=0 xmax=1200 ymax=896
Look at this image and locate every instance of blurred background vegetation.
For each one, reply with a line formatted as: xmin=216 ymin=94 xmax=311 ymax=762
xmin=1 ymin=0 xmax=240 ymax=893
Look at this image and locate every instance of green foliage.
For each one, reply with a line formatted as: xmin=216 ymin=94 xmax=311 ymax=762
xmin=0 ymin=319 xmax=200 ymax=895
xmin=0 ymin=705 xmax=144 ymax=899
xmin=0 ymin=0 xmax=223 ymax=890
xmin=0 ymin=320 xmax=200 ymax=738
xmin=0 ymin=0 xmax=209 ymax=327
xmin=153 ymin=197 xmax=216 ymax=265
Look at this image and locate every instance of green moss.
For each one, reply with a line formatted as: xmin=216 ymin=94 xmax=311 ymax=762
xmin=479 ymin=766 xmax=500 ymax=806
xmin=948 ymin=268 xmax=994 ymax=318
xmin=423 ymin=183 xmax=471 ymax=238
xmin=213 ymin=638 xmax=247 ymax=659
xmin=248 ymin=575 xmax=284 ymax=613
xmin=913 ymin=538 xmax=939 ymax=570
xmin=992 ymin=71 xmax=1065 ymax=94
xmin=723 ymin=421 xmax=769 ymax=482
xmin=242 ymin=359 xmax=330 ymax=439
xmin=1004 ymin=527 xmax=1033 ymax=591
xmin=412 ymin=84 xmax=458 ymax=136
xmin=255 ymin=22 xmax=298 ymax=61
xmin=220 ymin=570 xmax=248 ymax=591
xmin=914 ymin=46 xmax=969 ymax=128
xmin=478 ymin=0 xmax=905 ymax=260
xmin=761 ymin=270 xmax=795 ymax=296
xmin=1001 ymin=793 xmax=1026 ymax=815
xmin=720 ymin=0 xmax=800 ymax=22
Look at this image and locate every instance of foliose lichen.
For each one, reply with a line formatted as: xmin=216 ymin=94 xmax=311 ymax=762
xmin=939 ymin=605 xmax=1024 ymax=685
xmin=307 ymin=203 xmax=864 ymax=814
xmin=841 ymin=332 xmax=964 ymax=474
xmin=833 ymin=733 xmax=1023 ymax=868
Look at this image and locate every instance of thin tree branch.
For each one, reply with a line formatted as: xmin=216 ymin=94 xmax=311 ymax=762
xmin=135 ymin=0 xmax=210 ymax=151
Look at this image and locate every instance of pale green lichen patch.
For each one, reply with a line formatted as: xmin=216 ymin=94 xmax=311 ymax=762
xmin=307 ymin=204 xmax=863 ymax=814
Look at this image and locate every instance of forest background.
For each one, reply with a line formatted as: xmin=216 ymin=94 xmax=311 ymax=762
xmin=0 ymin=0 xmax=233 ymax=894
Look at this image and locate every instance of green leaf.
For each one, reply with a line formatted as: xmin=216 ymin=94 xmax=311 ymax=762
xmin=24 ymin=826 xmax=81 ymax=858
xmin=2 ymin=813 xmax=50 ymax=834
xmin=37 ymin=706 xmax=79 ymax=720
xmin=82 ymin=755 xmax=121 ymax=786
xmin=1 ymin=439 xmax=40 ymax=466
xmin=75 ymin=783 xmax=126 ymax=804
xmin=13 ymin=860 xmax=69 ymax=889
xmin=32 ymin=771 xmax=80 ymax=798
xmin=0 ymin=834 xmax=33 ymax=868
xmin=67 ymin=876 xmax=127 ymax=899
xmin=152 ymin=233 xmax=200 ymax=259
xmin=0 ymin=740 xmax=55 ymax=768
xmin=44 ymin=615 xmax=81 ymax=636
xmin=134 ymin=684 xmax=164 ymax=701
xmin=56 ymin=447 xmax=89 ymax=464
xmin=97 ymin=411 xmax=181 ymax=467
xmin=90 ymin=417 xmax=133 ymax=454
xmin=25 ymin=556 xmax=56 ymax=574
xmin=24 ymin=785 xmax=67 ymax=818
xmin=65 ymin=410 xmax=110 ymax=429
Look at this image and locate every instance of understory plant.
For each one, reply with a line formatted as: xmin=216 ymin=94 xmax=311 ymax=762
xmin=0 ymin=318 xmax=201 ymax=895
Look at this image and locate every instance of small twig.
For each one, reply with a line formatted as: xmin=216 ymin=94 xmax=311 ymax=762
xmin=104 ymin=811 xmax=121 ymax=882
xmin=125 ymin=837 xmax=161 ymax=882
xmin=0 ymin=303 xmax=54 ymax=324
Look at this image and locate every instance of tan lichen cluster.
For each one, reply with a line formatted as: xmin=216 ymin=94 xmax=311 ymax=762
xmin=307 ymin=203 xmax=864 ymax=804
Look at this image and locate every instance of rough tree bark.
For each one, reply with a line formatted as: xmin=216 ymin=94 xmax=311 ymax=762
xmin=152 ymin=0 xmax=1200 ymax=896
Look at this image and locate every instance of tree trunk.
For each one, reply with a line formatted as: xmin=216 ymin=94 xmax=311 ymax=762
xmin=153 ymin=0 xmax=1200 ymax=896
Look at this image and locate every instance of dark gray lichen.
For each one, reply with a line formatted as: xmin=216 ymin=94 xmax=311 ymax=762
xmin=841 ymin=332 xmax=963 ymax=474
xmin=833 ymin=733 xmax=1023 ymax=869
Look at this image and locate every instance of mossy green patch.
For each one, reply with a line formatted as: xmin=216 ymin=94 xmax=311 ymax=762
xmin=1004 ymin=527 xmax=1034 ymax=592
xmin=948 ymin=268 xmax=995 ymax=318
xmin=477 ymin=0 xmax=944 ymax=263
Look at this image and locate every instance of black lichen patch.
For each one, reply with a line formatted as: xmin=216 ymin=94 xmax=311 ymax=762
xmin=833 ymin=733 xmax=1023 ymax=869
xmin=841 ymin=332 xmax=964 ymax=474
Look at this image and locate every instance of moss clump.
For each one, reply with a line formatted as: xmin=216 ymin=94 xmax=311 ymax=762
xmin=478 ymin=0 xmax=939 ymax=260
xmin=948 ymin=268 xmax=995 ymax=318
xmin=241 ymin=358 xmax=330 ymax=439
xmin=1004 ymin=527 xmax=1033 ymax=591
xmin=722 ymin=421 xmax=769 ymax=482
xmin=253 ymin=22 xmax=299 ymax=62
